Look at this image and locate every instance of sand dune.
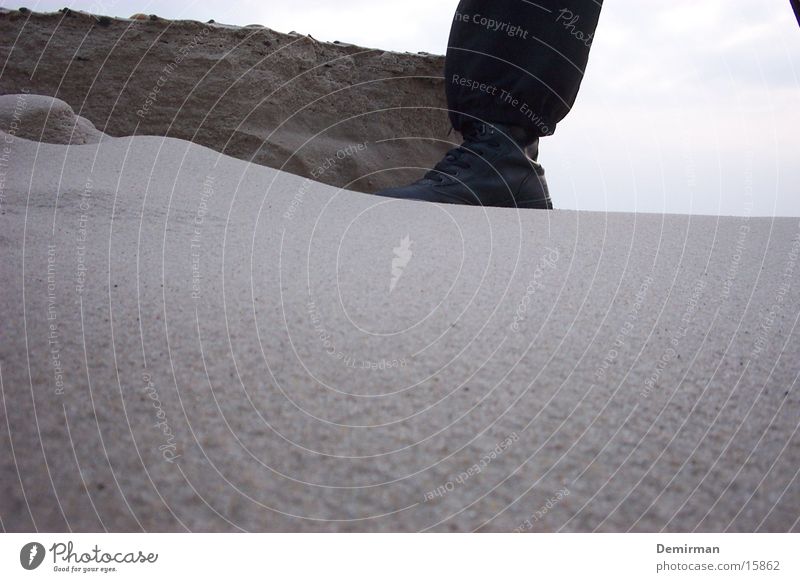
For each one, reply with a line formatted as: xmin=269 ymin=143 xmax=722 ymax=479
xmin=0 ymin=93 xmax=107 ymax=145
xmin=1 ymin=101 xmax=798 ymax=531
xmin=0 ymin=8 xmax=451 ymax=194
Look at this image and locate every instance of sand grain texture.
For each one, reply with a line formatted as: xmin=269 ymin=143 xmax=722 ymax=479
xmin=1 ymin=119 xmax=798 ymax=531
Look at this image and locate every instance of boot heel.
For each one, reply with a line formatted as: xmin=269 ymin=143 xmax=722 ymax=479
xmin=514 ymin=171 xmax=552 ymax=209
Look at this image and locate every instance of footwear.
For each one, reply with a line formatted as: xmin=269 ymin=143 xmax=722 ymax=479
xmin=374 ymin=121 xmax=551 ymax=209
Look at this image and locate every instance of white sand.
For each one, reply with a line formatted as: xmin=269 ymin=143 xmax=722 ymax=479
xmin=1 ymin=104 xmax=799 ymax=532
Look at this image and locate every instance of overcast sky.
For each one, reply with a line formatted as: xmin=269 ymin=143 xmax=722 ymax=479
xmin=8 ymin=0 xmax=800 ymax=216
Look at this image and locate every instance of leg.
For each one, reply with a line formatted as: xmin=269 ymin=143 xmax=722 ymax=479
xmin=375 ymin=0 xmax=603 ymax=208
xmin=446 ymin=0 xmax=603 ymax=138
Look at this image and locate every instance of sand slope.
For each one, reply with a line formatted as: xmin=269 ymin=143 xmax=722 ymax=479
xmin=1 ymin=120 xmax=799 ymax=532
xmin=0 ymin=8 xmax=451 ymax=194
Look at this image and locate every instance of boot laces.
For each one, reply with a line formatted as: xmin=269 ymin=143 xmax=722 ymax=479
xmin=425 ymin=124 xmax=500 ymax=182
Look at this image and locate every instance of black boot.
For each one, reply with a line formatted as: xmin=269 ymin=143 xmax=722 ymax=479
xmin=374 ymin=121 xmax=552 ymax=209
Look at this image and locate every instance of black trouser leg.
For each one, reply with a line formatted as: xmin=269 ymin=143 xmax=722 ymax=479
xmin=445 ymin=0 xmax=603 ymax=138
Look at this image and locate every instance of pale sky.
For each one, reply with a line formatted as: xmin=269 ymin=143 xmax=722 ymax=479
xmin=8 ymin=0 xmax=800 ymax=216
